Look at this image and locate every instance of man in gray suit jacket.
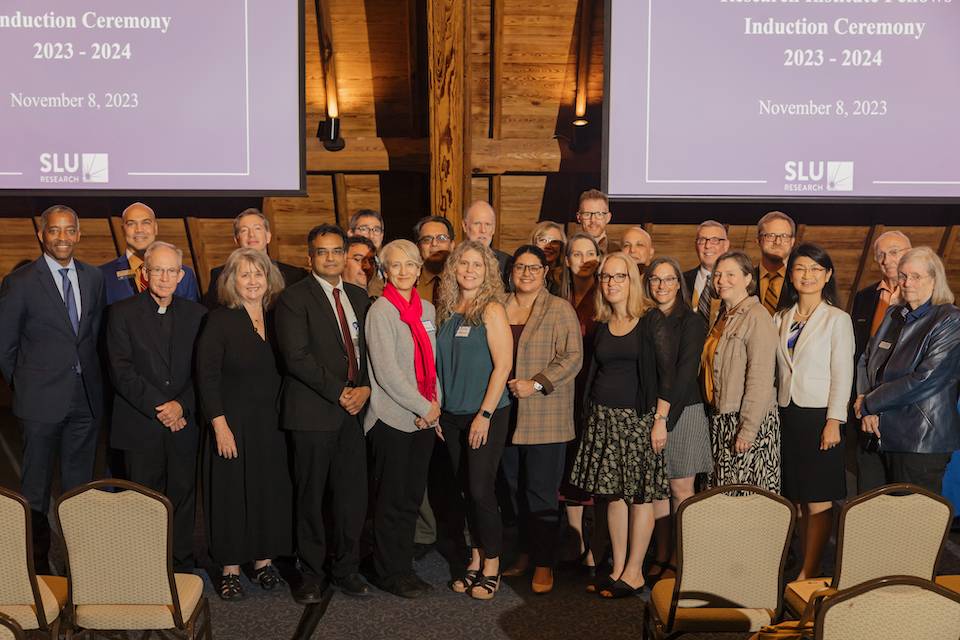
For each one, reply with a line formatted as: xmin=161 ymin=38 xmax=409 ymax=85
xmin=0 ymin=205 xmax=105 ymax=572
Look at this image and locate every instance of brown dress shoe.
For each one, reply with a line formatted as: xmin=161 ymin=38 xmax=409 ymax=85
xmin=531 ymin=567 xmax=554 ymax=594
xmin=502 ymin=553 xmax=529 ymax=577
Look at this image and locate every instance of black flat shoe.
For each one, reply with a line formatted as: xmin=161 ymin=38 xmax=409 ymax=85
xmin=586 ymin=574 xmax=613 ymax=594
xmin=252 ymin=563 xmax=284 ymax=590
xmin=601 ymin=579 xmax=650 ymax=600
xmin=291 ymin=578 xmax=331 ymax=605
xmin=373 ymin=574 xmax=427 ymax=599
xmin=219 ymin=574 xmax=245 ymax=601
xmin=332 ymin=572 xmax=373 ymax=597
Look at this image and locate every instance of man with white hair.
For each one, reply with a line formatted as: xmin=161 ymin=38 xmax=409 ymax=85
xmin=106 ymin=241 xmax=207 ymax=571
xmin=100 ymin=202 xmax=200 ymax=304
xmin=850 ymin=229 xmax=912 ymax=492
xmin=463 ymin=200 xmax=511 ymax=280
xmin=683 ymin=220 xmax=730 ymax=327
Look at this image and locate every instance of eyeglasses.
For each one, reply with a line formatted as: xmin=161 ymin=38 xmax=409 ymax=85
xmin=513 ymin=264 xmax=545 ymax=275
xmin=598 ymin=273 xmax=628 ymax=284
xmin=578 ymin=211 xmax=609 ymax=220
xmin=876 ymin=248 xmax=906 ymax=261
xmin=792 ymin=265 xmax=827 ymax=276
xmin=417 ymin=234 xmax=451 ymax=245
xmin=311 ymin=248 xmax=344 ymax=257
xmin=897 ymin=273 xmax=929 ymax=284
xmin=354 ymin=225 xmax=383 ymax=235
xmin=648 ymin=276 xmax=678 ymax=287
xmin=759 ymin=232 xmax=794 ymax=243
xmin=696 ymin=237 xmax=726 ymax=247
xmin=147 ymin=267 xmax=181 ymax=278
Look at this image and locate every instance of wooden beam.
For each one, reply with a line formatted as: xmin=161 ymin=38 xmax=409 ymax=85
xmin=406 ymin=0 xmax=424 ymax=137
xmin=427 ymin=0 xmax=471 ymax=229
xmin=332 ymin=173 xmax=349 ymax=229
xmin=847 ymin=224 xmax=883 ymax=312
xmin=938 ymin=225 xmax=959 ymax=261
xmin=490 ymin=0 xmax=504 ymax=139
xmin=306 ymin=136 xmax=430 ymax=173
xmin=185 ymin=217 xmax=210 ymax=294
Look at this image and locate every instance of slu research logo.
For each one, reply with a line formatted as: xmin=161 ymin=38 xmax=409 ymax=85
xmin=39 ymin=152 xmax=109 ymax=184
xmin=783 ymin=160 xmax=854 ymax=193
xmin=826 ymin=161 xmax=854 ymax=192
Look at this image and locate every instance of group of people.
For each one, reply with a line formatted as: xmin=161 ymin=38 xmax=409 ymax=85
xmin=0 ymin=193 xmax=958 ymax=607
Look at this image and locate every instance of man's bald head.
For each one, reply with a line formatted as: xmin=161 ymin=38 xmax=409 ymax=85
xmin=121 ymin=202 xmax=158 ymax=254
xmin=621 ymin=226 xmax=654 ymax=267
xmin=463 ymin=200 xmax=497 ymax=247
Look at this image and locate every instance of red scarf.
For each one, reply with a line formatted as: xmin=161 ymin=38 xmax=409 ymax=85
xmin=382 ymin=283 xmax=437 ymax=401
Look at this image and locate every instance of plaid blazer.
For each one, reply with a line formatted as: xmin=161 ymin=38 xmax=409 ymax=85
xmin=512 ymin=289 xmax=584 ymax=445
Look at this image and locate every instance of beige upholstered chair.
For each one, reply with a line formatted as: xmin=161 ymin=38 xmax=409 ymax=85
xmin=643 ymin=485 xmax=796 ymax=639
xmin=785 ymin=483 xmax=952 ymax=618
xmin=0 ymin=488 xmax=67 ymax=639
xmin=814 ymin=576 xmax=960 ymax=640
xmin=56 ymin=480 xmax=211 ymax=639
xmin=0 ymin=613 xmax=26 ymax=640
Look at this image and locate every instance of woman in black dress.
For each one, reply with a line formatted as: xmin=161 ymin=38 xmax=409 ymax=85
xmin=197 ymin=248 xmax=293 ymax=600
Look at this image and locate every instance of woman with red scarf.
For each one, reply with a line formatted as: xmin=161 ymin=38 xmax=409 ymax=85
xmin=364 ymin=239 xmax=443 ymax=599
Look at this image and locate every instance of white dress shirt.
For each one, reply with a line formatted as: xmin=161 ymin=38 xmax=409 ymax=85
xmin=314 ymin=274 xmax=360 ymax=368
xmin=43 ymin=253 xmax=82 ymax=319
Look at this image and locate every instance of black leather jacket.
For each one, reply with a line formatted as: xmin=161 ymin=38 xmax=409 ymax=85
xmin=856 ymin=302 xmax=960 ymax=454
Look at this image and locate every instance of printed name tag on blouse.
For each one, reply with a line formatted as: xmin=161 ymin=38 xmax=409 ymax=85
xmin=422 ymin=320 xmax=436 ymax=332
xmin=455 ymin=326 xmax=471 ymax=338
xmin=879 ymin=341 xmax=892 ymax=350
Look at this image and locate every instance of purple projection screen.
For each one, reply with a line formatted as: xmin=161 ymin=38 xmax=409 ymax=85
xmin=604 ymin=0 xmax=960 ymax=201
xmin=0 ymin=1 xmax=304 ymax=195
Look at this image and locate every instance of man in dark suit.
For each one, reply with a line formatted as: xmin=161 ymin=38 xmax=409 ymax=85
xmin=275 ymin=224 xmax=373 ymax=602
xmin=0 ymin=205 xmax=106 ymax=572
xmin=850 ymin=229 xmax=912 ymax=492
xmin=100 ymin=202 xmax=200 ymax=305
xmin=462 ymin=200 xmax=511 ymax=281
xmin=683 ymin=220 xmax=729 ymax=328
xmin=205 ymin=208 xmax=306 ymax=307
xmin=106 ymin=241 xmax=206 ymax=571
xmin=754 ymin=211 xmax=797 ymax=315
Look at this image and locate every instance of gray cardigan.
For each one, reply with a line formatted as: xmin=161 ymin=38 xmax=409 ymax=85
xmin=363 ymin=296 xmax=441 ymax=434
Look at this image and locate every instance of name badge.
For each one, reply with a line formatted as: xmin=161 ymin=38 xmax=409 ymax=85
xmin=422 ymin=320 xmax=436 ymax=332
xmin=455 ymin=325 xmax=471 ymax=338
xmin=116 ymin=268 xmax=136 ymax=279
xmin=878 ymin=341 xmax=892 ymax=350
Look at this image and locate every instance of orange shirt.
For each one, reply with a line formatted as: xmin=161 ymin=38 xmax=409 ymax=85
xmin=870 ymin=280 xmax=900 ymax=336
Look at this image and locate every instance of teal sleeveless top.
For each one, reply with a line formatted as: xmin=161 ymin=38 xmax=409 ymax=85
xmin=436 ymin=312 xmax=511 ymax=415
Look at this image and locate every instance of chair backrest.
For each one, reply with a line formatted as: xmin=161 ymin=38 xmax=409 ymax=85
xmin=56 ymin=481 xmax=178 ymax=613
xmin=0 ymin=613 xmax=26 ymax=640
xmin=834 ymin=484 xmax=952 ymax=590
xmin=0 ymin=489 xmax=45 ymax=628
xmin=673 ymin=485 xmax=795 ymax=617
xmin=816 ymin=576 xmax=960 ymax=640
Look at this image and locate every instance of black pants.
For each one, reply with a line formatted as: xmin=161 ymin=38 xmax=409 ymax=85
xmin=20 ymin=375 xmax=98 ymax=567
xmin=856 ymin=433 xmax=888 ymax=494
xmin=291 ymin=416 xmax=367 ymax=583
xmin=125 ymin=427 xmax=199 ymax=572
xmin=501 ymin=442 xmax=567 ymax=567
xmin=368 ymin=421 xmax=435 ymax=579
xmin=883 ymin=451 xmax=953 ymax=496
xmin=442 ymin=407 xmax=509 ymax=558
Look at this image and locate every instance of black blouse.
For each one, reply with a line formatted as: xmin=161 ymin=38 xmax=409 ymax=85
xmin=662 ymin=306 xmax=708 ymax=429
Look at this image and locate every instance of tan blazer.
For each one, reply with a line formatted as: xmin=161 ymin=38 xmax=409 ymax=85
xmin=710 ymin=296 xmax=778 ymax=442
xmin=511 ymin=289 xmax=584 ymax=445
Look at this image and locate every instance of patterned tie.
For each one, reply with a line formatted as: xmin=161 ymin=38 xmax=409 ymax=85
xmin=333 ymin=288 xmax=358 ymax=383
xmin=697 ymin=274 xmax=713 ymax=323
xmin=135 ymin=263 xmax=148 ymax=293
xmin=431 ymin=275 xmax=440 ymax=307
xmin=59 ymin=268 xmax=80 ymax=334
xmin=763 ymin=272 xmax=781 ymax=315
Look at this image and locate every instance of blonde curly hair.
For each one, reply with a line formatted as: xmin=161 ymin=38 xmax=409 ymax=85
xmin=436 ymin=240 xmax=505 ymax=326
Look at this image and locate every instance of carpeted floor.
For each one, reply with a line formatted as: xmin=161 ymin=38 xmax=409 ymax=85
xmin=2 ymin=406 xmax=959 ymax=640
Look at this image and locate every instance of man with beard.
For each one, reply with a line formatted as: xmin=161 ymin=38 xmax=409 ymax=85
xmin=755 ymin=210 xmax=797 ymax=315
xmin=415 ymin=216 xmax=456 ymax=305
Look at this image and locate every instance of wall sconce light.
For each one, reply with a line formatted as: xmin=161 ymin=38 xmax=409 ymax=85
xmin=316 ymin=0 xmax=344 ymax=151
xmin=318 ymin=117 xmax=345 ymax=151
xmin=571 ymin=0 xmax=594 ymax=151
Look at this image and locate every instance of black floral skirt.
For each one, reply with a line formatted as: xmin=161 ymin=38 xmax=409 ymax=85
xmin=569 ymin=402 xmax=669 ymax=504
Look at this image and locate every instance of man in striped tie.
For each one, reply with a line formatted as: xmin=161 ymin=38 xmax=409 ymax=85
xmin=683 ymin=220 xmax=729 ymax=328
xmin=755 ymin=211 xmax=796 ymax=315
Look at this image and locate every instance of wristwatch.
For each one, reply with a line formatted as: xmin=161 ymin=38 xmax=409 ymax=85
xmin=533 ymin=381 xmax=544 ymax=393
xmin=654 ymin=413 xmax=667 ymax=422
xmin=480 ymin=409 xmax=492 ymax=419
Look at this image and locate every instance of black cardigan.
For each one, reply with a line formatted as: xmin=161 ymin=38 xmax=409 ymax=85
xmin=662 ymin=306 xmax=708 ymax=429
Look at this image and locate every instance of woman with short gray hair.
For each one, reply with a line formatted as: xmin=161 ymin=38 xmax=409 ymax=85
xmin=364 ymin=239 xmax=442 ymax=598
xmin=856 ymin=246 xmax=960 ymax=494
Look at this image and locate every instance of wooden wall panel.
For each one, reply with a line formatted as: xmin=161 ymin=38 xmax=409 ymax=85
xmin=72 ymin=217 xmax=119 ymax=268
xmin=944 ymin=228 xmax=960 ymax=296
xmin=471 ymin=177 xmax=490 ymax=210
xmin=343 ymin=175 xmax=383 ymax=219
xmin=470 ymin=0 xmax=492 ymax=141
xmin=0 ymin=219 xmax=40 ymax=283
xmin=800 ymin=226 xmax=871 ymax=309
xmin=268 ymin=175 xmax=337 ymax=265
xmin=499 ymin=175 xmax=546 ymax=252
xmin=186 ymin=218 xmax=236 ymax=293
xmin=644 ymin=224 xmax=700 ymax=272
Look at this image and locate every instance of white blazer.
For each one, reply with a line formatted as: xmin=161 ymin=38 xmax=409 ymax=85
xmin=774 ymin=303 xmax=855 ymax=422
